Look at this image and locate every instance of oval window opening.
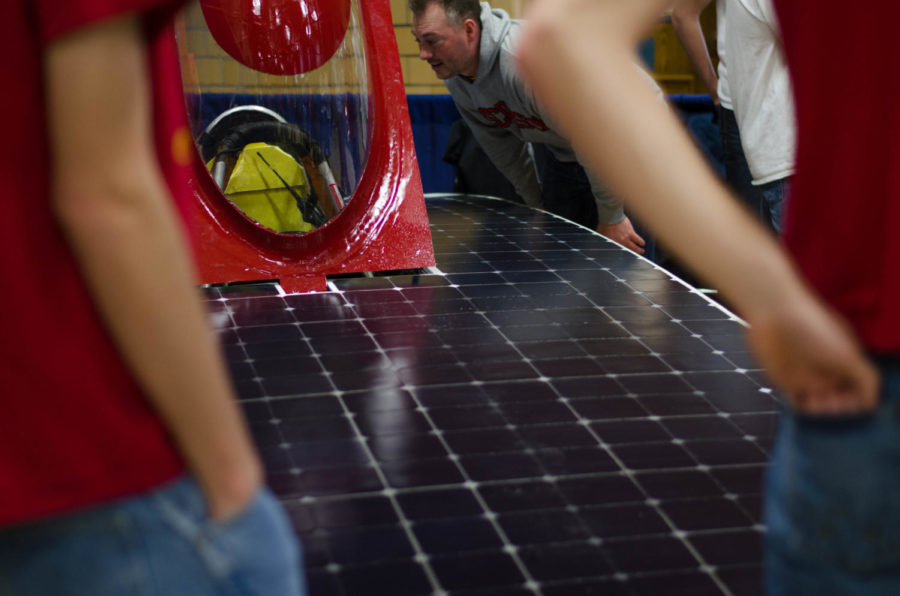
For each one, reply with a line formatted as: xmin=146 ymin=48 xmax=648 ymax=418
xmin=176 ymin=0 xmax=371 ymax=235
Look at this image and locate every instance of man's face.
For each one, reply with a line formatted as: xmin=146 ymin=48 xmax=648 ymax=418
xmin=412 ymin=3 xmax=479 ymax=80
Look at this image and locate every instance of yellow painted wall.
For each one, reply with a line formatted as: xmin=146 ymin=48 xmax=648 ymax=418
xmin=653 ymin=5 xmax=719 ymax=95
xmin=179 ymin=1 xmax=369 ymax=96
xmin=392 ymin=1 xmax=717 ymax=96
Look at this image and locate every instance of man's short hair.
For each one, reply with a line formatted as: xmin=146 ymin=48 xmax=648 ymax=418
xmin=409 ymin=0 xmax=482 ymax=28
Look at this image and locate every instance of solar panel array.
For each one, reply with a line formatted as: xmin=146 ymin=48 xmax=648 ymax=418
xmin=206 ymin=194 xmax=778 ymax=595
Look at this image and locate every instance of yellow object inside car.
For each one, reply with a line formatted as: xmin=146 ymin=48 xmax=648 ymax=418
xmin=217 ymin=142 xmax=315 ymax=233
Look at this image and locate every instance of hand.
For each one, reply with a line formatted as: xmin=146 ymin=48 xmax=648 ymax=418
xmin=199 ymin=453 xmax=263 ymax=522
xmin=597 ymin=217 xmax=646 ymax=254
xmin=745 ymin=296 xmax=880 ymax=416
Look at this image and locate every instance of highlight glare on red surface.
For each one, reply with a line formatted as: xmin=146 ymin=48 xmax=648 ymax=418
xmin=200 ymin=0 xmax=352 ymax=75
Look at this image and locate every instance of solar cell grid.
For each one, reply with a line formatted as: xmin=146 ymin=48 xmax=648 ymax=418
xmin=207 ymin=195 xmax=774 ymax=596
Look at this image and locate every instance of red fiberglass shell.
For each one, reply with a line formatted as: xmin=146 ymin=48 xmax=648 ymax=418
xmin=199 ymin=0 xmax=351 ymax=76
xmin=185 ymin=0 xmax=435 ymax=292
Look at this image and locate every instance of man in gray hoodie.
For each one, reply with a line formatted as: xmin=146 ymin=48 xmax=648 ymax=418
xmin=410 ymin=0 xmax=647 ymax=254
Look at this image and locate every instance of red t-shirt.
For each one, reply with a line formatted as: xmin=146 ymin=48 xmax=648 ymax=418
xmin=0 ymin=0 xmax=191 ymax=525
xmin=775 ymin=1 xmax=900 ymax=353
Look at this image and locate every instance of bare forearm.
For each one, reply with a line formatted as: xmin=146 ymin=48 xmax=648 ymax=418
xmin=671 ymin=1 xmax=718 ymax=101
xmin=55 ymin=176 xmax=261 ymax=504
xmin=45 ymin=15 xmax=260 ymax=515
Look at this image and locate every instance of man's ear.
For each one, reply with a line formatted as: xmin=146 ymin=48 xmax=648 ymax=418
xmin=464 ymin=18 xmax=479 ymax=43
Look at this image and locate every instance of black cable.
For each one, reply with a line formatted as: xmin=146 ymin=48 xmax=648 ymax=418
xmin=255 ymin=151 xmax=327 ymax=228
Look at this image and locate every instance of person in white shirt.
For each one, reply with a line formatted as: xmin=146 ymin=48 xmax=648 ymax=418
xmin=726 ymin=0 xmax=795 ymax=232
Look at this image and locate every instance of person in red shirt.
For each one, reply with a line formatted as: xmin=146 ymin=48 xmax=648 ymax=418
xmin=0 ymin=2 xmax=304 ymax=594
xmin=519 ymin=0 xmax=898 ymax=593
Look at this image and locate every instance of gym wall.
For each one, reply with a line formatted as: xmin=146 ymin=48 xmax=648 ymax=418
xmin=182 ymin=1 xmax=714 ymax=97
xmin=179 ymin=1 xmax=368 ymax=95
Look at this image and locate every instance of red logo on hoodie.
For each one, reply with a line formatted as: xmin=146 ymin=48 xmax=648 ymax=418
xmin=478 ymin=101 xmax=549 ymax=131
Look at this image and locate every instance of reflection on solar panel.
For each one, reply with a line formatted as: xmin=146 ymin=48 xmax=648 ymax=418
xmin=205 ymin=194 xmax=778 ymax=596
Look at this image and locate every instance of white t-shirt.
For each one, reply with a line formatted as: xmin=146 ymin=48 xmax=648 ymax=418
xmin=725 ymin=0 xmax=796 ymax=185
xmin=716 ymin=0 xmax=733 ymax=110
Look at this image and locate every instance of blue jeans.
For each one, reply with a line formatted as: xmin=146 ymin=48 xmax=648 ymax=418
xmin=764 ymin=355 xmax=900 ymax=595
xmin=758 ymin=177 xmax=791 ymax=235
xmin=719 ymin=106 xmax=773 ymax=231
xmin=0 ymin=476 xmax=306 ymax=596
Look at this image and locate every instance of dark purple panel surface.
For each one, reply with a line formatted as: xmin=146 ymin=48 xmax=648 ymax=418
xmin=206 ymin=195 xmax=776 ymax=595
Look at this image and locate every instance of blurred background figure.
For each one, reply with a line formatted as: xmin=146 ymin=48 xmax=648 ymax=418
xmin=672 ymin=0 xmax=794 ymax=232
xmin=672 ymin=0 xmax=767 ymax=229
xmin=725 ymin=0 xmax=794 ymax=233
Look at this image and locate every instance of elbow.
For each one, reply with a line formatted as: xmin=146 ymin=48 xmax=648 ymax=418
xmin=50 ymin=182 xmax=94 ymax=238
xmin=52 ymin=189 xmax=124 ymax=244
xmin=517 ymin=11 xmax=588 ymax=83
xmin=517 ymin=15 xmax=557 ymax=71
xmin=50 ymin=171 xmax=159 ymax=241
xmin=670 ymin=8 xmax=697 ymax=35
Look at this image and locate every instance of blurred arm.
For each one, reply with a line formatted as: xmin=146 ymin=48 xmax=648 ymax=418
xmin=45 ymin=15 xmax=261 ymax=517
xmin=671 ymin=0 xmax=719 ymax=104
xmin=518 ymin=0 xmax=878 ymax=414
xmin=463 ymin=113 xmax=543 ymax=207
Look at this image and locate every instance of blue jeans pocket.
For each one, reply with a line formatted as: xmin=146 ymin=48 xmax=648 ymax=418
xmin=152 ymin=477 xmax=304 ymax=595
xmin=766 ymin=405 xmax=900 ymax=573
xmin=0 ymin=477 xmax=304 ymax=596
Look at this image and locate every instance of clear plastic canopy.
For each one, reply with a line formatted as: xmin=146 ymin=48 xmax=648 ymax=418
xmin=176 ymin=0 xmax=372 ymax=234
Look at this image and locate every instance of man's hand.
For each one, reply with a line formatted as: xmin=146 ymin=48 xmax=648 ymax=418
xmin=745 ymin=297 xmax=880 ymax=416
xmin=597 ymin=217 xmax=646 ymax=254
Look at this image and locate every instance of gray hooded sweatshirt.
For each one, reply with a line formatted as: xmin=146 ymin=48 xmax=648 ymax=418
xmin=445 ymin=2 xmax=624 ymax=224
